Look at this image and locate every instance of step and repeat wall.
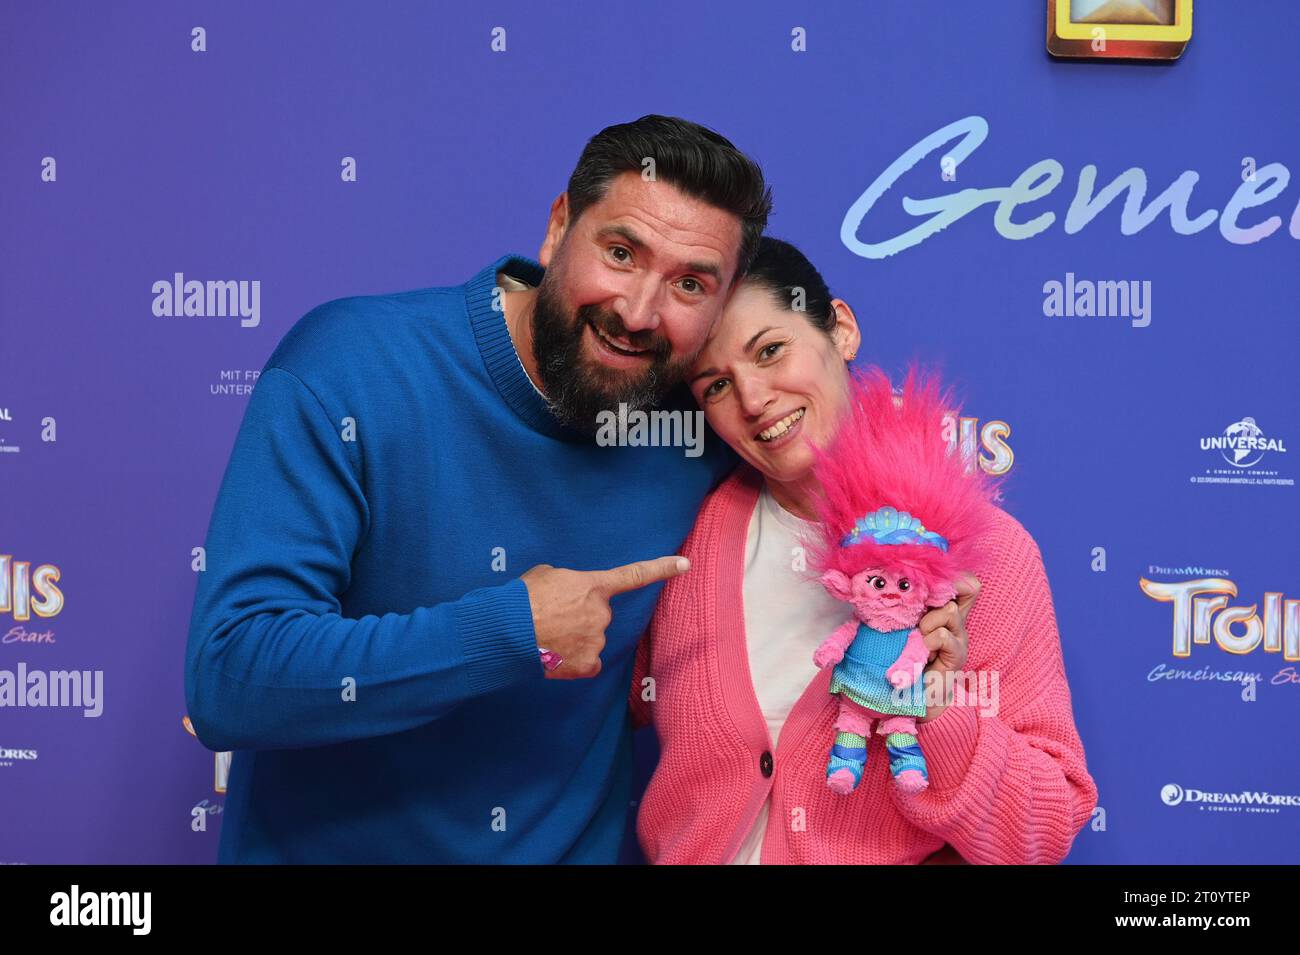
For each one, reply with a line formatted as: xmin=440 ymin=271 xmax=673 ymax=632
xmin=2 ymin=1 xmax=1295 ymax=863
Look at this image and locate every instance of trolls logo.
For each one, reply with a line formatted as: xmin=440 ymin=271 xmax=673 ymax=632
xmin=941 ymin=412 xmax=1013 ymax=477
xmin=1140 ymin=577 xmax=1299 ymax=659
xmin=0 ymin=555 xmax=64 ymax=621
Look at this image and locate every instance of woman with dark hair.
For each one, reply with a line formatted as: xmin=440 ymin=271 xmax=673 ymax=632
xmin=630 ymin=236 xmax=1097 ymax=864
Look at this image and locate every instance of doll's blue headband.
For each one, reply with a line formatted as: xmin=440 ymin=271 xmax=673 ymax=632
xmin=841 ymin=505 xmax=948 ymax=553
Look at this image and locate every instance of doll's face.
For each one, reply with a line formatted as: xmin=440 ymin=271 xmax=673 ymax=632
xmin=822 ymin=566 xmax=933 ymax=630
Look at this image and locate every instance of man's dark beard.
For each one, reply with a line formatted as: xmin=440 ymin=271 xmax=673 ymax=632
xmin=530 ymin=278 xmax=692 ymax=436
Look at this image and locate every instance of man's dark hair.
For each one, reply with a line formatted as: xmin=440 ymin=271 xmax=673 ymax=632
xmin=565 ymin=114 xmax=773 ymax=282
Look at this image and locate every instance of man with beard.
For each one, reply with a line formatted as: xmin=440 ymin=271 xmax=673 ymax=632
xmin=185 ymin=115 xmax=771 ymax=863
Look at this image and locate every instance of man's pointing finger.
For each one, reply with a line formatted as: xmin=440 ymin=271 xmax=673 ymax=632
xmin=594 ymin=556 xmax=691 ymax=596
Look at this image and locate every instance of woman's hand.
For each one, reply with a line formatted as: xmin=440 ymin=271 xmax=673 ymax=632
xmin=916 ymin=572 xmax=981 ymax=723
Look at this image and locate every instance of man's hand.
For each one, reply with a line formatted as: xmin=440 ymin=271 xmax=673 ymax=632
xmin=521 ymin=556 xmax=691 ymax=680
xmin=916 ymin=572 xmax=980 ymax=722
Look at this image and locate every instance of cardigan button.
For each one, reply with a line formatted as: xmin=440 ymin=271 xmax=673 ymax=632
xmin=760 ymin=751 xmax=773 ymax=777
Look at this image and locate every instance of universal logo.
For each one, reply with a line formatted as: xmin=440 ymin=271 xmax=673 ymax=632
xmin=0 ymin=405 xmax=16 ymax=455
xmin=1191 ymin=417 xmax=1292 ymax=487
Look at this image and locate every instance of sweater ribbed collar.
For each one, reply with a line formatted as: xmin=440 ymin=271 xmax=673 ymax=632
xmin=464 ymin=252 xmax=586 ymax=442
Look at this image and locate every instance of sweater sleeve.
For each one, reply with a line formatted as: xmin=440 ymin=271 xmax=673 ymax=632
xmin=185 ymin=366 xmax=543 ymax=752
xmin=890 ymin=515 xmax=1098 ymax=864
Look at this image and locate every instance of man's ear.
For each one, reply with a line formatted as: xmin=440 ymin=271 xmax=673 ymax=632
xmin=820 ymin=570 xmax=853 ymax=601
xmin=538 ymin=192 xmax=570 ymax=267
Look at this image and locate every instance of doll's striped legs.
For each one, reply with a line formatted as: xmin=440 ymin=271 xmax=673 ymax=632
xmin=878 ymin=716 xmax=929 ymax=794
xmin=826 ymin=696 xmax=874 ymax=794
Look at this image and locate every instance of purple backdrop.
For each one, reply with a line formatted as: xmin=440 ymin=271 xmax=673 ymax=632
xmin=2 ymin=0 xmax=1297 ymax=863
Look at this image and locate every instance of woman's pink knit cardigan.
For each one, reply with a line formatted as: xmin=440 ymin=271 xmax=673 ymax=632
xmin=630 ymin=464 xmax=1097 ymax=864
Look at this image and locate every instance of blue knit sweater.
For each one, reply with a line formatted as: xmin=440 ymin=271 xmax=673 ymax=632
xmin=185 ymin=253 xmax=736 ymax=863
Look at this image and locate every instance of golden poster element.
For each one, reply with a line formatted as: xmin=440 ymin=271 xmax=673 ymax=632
xmin=1048 ymin=0 xmax=1192 ymax=60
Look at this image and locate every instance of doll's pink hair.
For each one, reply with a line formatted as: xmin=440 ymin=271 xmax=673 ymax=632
xmin=807 ymin=363 xmax=1005 ymax=597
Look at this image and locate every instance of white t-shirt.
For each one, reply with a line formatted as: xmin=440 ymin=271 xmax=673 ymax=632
xmin=496 ymin=269 xmax=546 ymax=400
xmin=729 ymin=484 xmax=851 ymax=864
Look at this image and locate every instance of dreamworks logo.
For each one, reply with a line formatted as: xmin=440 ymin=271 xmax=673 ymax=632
xmin=0 ymin=746 xmax=37 ymax=768
xmin=1161 ymin=782 xmax=1300 ymax=809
